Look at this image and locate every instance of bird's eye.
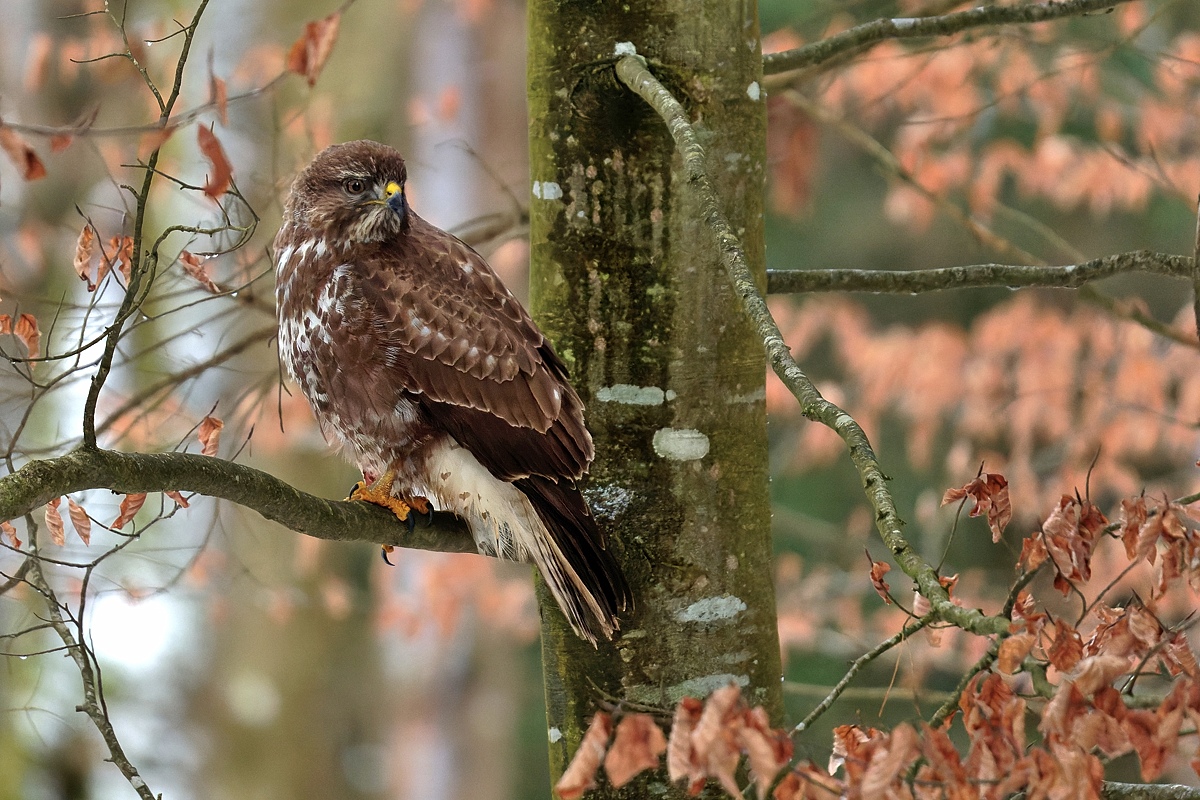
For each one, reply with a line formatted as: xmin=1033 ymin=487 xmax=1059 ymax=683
xmin=343 ymin=178 xmax=367 ymax=195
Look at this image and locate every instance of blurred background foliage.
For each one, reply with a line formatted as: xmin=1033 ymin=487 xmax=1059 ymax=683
xmin=0 ymin=0 xmax=1199 ymax=797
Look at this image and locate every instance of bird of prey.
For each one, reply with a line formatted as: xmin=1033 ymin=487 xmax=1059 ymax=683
xmin=273 ymin=140 xmax=630 ymax=644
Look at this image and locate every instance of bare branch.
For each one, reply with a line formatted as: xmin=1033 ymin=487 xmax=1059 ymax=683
xmin=766 ymin=251 xmax=1195 ymax=294
xmin=0 ymin=449 xmax=475 ymax=554
xmin=1102 ymin=783 xmax=1200 ymax=800
xmin=614 ymin=52 xmax=1007 ymax=638
xmin=791 ymin=613 xmax=935 ymax=734
xmin=82 ymin=0 xmax=212 ymax=448
xmin=763 ymin=0 xmax=1134 ymax=76
xmin=25 ymin=547 xmax=156 ymax=800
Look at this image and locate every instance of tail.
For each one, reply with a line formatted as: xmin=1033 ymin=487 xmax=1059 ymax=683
xmin=515 ymin=475 xmax=632 ymax=645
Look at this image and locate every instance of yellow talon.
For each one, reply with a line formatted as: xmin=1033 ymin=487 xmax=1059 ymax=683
xmin=347 ymin=471 xmax=432 ymax=528
xmin=347 ymin=470 xmax=414 ymax=520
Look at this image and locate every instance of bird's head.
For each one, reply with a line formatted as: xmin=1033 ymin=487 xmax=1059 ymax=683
xmin=285 ymin=140 xmax=410 ymax=244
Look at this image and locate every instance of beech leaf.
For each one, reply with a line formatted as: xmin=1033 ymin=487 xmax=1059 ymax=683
xmin=867 ymin=553 xmax=891 ymax=603
xmin=165 ymin=490 xmax=190 ymax=509
xmin=555 ymin=712 xmax=612 ymax=799
xmin=286 ymin=13 xmax=341 ymax=87
xmin=211 ymin=74 xmax=228 ymax=125
xmin=1 ymin=313 xmax=40 ymax=359
xmin=112 ymin=493 xmax=146 ymax=530
xmin=603 ymin=714 xmax=667 ymax=788
xmin=101 ymin=235 xmax=135 ymax=285
xmin=197 ymin=415 xmax=224 ymax=457
xmin=666 ymin=696 xmax=704 ymax=790
xmin=197 ymin=125 xmax=233 ymax=200
xmin=0 ymin=124 xmax=46 ymax=180
xmin=66 ymin=498 xmax=91 ymax=545
xmin=942 ymin=471 xmax=1011 ymax=542
xmin=180 ymin=250 xmax=221 ymax=293
xmin=74 ymin=225 xmax=95 ymax=289
xmin=997 ymin=632 xmax=1035 ymax=674
xmin=45 ymin=497 xmax=65 ymax=546
xmin=1 ymin=520 xmax=21 ymax=549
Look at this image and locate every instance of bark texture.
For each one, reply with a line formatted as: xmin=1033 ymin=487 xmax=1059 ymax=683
xmin=526 ymin=0 xmax=783 ymax=792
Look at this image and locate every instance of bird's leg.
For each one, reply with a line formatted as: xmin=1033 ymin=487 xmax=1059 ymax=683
xmin=346 ymin=470 xmax=434 ymax=565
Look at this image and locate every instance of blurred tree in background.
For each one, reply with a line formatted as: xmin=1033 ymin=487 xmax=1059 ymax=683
xmin=1 ymin=0 xmax=1200 ymax=798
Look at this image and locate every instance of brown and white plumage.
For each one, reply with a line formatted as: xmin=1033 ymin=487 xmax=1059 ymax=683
xmin=274 ymin=140 xmax=629 ymax=643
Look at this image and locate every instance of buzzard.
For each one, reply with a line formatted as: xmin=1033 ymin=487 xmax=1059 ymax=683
xmin=274 ymin=140 xmax=630 ymax=644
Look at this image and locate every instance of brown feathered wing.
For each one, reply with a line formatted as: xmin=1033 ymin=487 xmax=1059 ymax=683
xmin=345 ymin=214 xmax=630 ymax=641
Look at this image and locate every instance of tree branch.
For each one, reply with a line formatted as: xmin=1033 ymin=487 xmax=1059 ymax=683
xmin=762 ymin=0 xmax=1134 ymax=76
xmin=614 ymin=51 xmax=1007 ymax=638
xmin=1103 ymin=783 xmax=1200 ymax=800
xmin=0 ymin=448 xmax=475 ymax=554
xmin=766 ymin=251 xmax=1196 ymax=294
xmin=25 ymin=549 xmax=156 ymax=800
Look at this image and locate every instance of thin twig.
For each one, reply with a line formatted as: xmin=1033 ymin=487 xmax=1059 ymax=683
xmin=766 ymin=251 xmax=1196 ymax=295
xmin=82 ymin=0 xmax=211 ymax=448
xmin=25 ymin=527 xmax=156 ymax=800
xmin=792 ymin=614 xmax=936 ymax=734
xmin=614 ymin=52 xmax=1007 ymax=638
xmin=763 ymin=0 xmax=1134 ymax=76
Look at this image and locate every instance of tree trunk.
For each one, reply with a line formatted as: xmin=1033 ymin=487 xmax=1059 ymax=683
xmin=527 ymin=0 xmax=782 ymax=792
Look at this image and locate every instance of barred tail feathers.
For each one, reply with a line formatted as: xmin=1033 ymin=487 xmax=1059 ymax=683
xmin=422 ymin=444 xmax=630 ymax=644
xmin=515 ymin=475 xmax=631 ymax=645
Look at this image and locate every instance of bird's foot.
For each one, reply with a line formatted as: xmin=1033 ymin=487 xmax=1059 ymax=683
xmin=347 ymin=471 xmax=434 ymax=566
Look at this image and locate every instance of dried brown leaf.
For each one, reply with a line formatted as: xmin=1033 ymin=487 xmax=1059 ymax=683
xmin=942 ymin=472 xmax=1011 ymax=542
xmin=73 ymin=225 xmax=95 ymax=289
xmin=860 ymin=723 xmax=918 ymax=799
xmin=666 ymin=696 xmax=704 ymax=792
xmin=604 ymin=714 xmax=667 ymax=788
xmin=66 ymin=498 xmax=91 ymax=545
xmin=197 ymin=125 xmax=233 ymax=200
xmin=180 ymin=250 xmax=221 ymax=293
xmin=1048 ymin=619 xmax=1083 ymax=673
xmin=211 ymin=75 xmax=228 ymax=125
xmin=286 ymin=13 xmax=342 ymax=87
xmin=197 ymin=415 xmax=224 ymax=457
xmin=49 ymin=134 xmax=73 ymax=153
xmin=164 ymin=490 xmax=190 ymax=508
xmin=780 ymin=763 xmax=843 ymax=800
xmin=1072 ymin=653 xmax=1130 ymax=696
xmin=1018 ymin=533 xmax=1049 ymax=572
xmin=555 ymin=712 xmax=612 ymax=800
xmin=0 ymin=124 xmax=46 ymax=180
xmin=111 ymin=493 xmax=146 ymax=530
xmin=1 ymin=520 xmax=21 ymax=549
xmin=1119 ymin=495 xmax=1150 ymax=562
xmin=11 ymin=313 xmax=39 ymax=359
xmin=868 ymin=557 xmax=891 ymax=603
xmin=102 ymin=235 xmax=135 ymax=285
xmin=739 ymin=706 xmax=793 ymax=799
xmin=997 ymin=632 xmax=1036 ymax=674
xmin=1162 ymin=635 xmax=1200 ymax=680
xmin=692 ymin=685 xmax=745 ymax=797
xmin=45 ymin=497 xmax=64 ymax=546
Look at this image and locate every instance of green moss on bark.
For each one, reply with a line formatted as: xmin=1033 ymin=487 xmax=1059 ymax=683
xmin=527 ymin=1 xmax=782 ymax=792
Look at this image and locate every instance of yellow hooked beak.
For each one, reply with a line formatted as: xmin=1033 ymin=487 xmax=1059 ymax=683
xmin=364 ymin=181 xmax=404 ymax=208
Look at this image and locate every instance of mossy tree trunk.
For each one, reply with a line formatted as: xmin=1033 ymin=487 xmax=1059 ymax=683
xmin=527 ymin=1 xmax=782 ymax=793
